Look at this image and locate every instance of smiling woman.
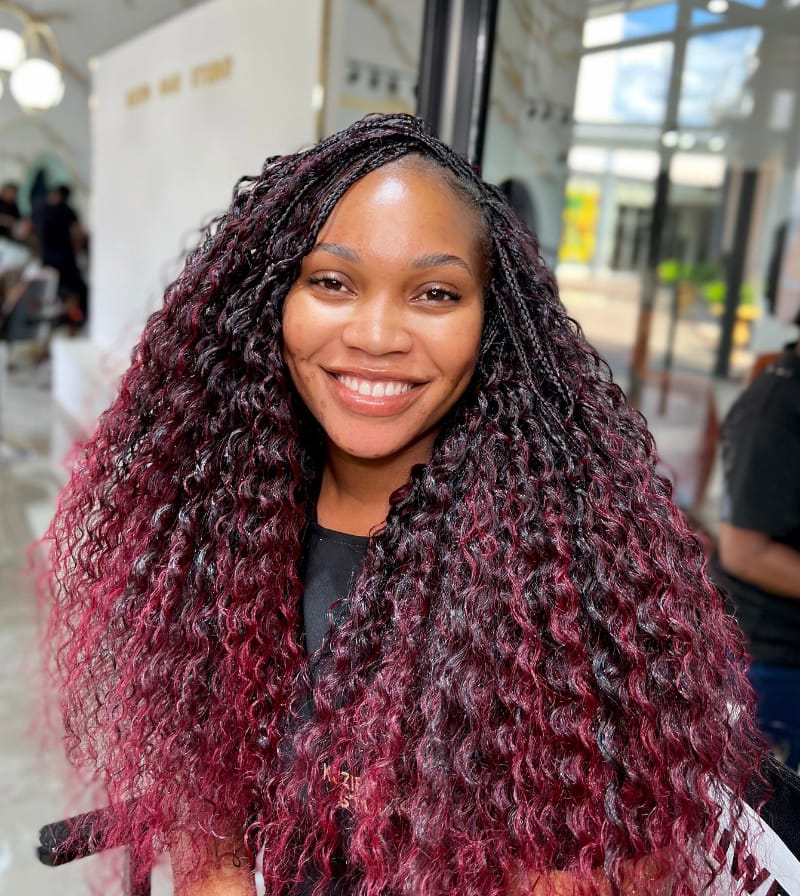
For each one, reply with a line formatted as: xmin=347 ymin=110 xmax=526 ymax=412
xmin=44 ymin=114 xmax=771 ymax=896
xmin=282 ymin=158 xmax=484 ymax=534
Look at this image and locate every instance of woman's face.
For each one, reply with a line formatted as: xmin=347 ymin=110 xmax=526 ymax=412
xmin=282 ymin=160 xmax=485 ymax=467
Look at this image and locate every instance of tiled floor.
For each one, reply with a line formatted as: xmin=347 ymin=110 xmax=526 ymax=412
xmin=0 ymin=362 xmax=83 ymax=895
xmin=0 ymin=362 xmax=172 ymax=895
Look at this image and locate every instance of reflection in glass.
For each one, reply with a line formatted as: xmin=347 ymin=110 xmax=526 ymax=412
xmin=691 ymin=9 xmax=726 ymax=27
xmin=678 ymin=28 xmax=762 ymax=127
xmin=583 ymin=3 xmax=677 ymax=48
xmin=483 ymin=0 xmax=800 ymax=395
xmin=322 ymin=0 xmax=424 ymax=136
xmin=574 ymin=41 xmax=674 ymax=125
xmin=483 ymin=0 xmax=587 ymax=266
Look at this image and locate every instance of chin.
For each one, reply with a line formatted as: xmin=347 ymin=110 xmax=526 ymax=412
xmin=341 ymin=444 xmax=401 ymax=461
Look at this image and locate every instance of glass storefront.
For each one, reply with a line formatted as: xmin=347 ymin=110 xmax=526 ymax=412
xmin=481 ymin=0 xmax=800 ymax=519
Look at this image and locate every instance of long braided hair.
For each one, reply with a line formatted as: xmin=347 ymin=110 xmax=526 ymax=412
xmin=45 ymin=113 xmax=762 ymax=895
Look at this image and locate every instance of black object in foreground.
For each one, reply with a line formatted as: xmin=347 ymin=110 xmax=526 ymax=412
xmin=37 ymin=806 xmax=151 ymax=896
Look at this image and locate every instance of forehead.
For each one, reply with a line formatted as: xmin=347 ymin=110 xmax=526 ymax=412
xmin=315 ymin=161 xmax=484 ymax=262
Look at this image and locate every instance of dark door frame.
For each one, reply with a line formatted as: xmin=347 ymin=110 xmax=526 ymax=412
xmin=416 ymin=0 xmax=499 ymax=166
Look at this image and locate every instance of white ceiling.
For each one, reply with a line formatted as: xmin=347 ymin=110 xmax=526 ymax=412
xmin=0 ymin=0 xmax=206 ymax=194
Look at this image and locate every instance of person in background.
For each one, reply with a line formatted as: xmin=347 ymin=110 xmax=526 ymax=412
xmin=0 ymin=182 xmax=21 ymax=240
xmin=37 ymin=185 xmax=88 ymax=326
xmin=710 ymin=325 xmax=800 ymax=772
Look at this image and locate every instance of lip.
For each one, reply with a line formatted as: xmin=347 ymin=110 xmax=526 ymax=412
xmin=325 ymin=369 xmax=426 ymax=416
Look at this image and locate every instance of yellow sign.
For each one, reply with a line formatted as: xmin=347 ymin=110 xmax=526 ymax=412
xmin=559 ymin=187 xmax=599 ymax=264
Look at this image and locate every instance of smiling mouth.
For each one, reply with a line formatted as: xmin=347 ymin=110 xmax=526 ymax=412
xmin=332 ymin=373 xmax=419 ymax=398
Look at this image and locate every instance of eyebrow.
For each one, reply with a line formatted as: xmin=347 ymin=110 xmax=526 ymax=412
xmin=312 ymin=242 xmax=474 ymax=276
xmin=313 ymin=242 xmax=360 ymax=262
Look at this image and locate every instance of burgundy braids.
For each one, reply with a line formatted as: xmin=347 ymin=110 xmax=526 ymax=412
xmin=44 ymin=113 xmax=763 ymax=895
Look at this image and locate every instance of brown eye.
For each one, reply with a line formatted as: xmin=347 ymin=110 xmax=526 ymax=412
xmin=309 ymin=275 xmax=347 ymax=292
xmin=421 ymin=286 xmax=461 ymax=303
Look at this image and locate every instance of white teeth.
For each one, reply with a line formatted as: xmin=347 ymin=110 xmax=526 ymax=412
xmin=336 ymin=375 xmax=414 ymax=398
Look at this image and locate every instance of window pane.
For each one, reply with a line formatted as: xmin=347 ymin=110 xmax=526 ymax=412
xmin=575 ymin=41 xmax=674 ymax=124
xmin=678 ymin=27 xmax=763 ymax=127
xmin=623 ymin=4 xmax=678 ymax=37
xmin=583 ymin=3 xmax=677 ymax=48
xmin=691 ymin=9 xmax=726 ymax=26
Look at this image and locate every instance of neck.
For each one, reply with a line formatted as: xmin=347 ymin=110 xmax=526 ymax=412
xmin=316 ymin=438 xmax=435 ymax=536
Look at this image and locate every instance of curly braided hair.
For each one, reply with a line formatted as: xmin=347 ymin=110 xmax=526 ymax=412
xmin=44 ymin=113 xmax=762 ymax=895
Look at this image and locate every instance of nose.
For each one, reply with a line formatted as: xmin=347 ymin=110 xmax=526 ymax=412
xmin=340 ymin=292 xmax=413 ymax=355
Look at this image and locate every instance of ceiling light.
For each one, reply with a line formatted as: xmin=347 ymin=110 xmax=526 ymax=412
xmin=0 ymin=3 xmax=65 ymax=113
xmin=10 ymin=56 xmax=64 ymax=112
xmin=662 ymin=129 xmax=680 ymax=148
xmin=0 ymin=27 xmax=24 ymax=70
xmin=708 ymin=135 xmax=727 ymax=152
xmin=707 ymin=0 xmax=729 ymax=12
xmin=678 ymin=133 xmax=697 ymax=149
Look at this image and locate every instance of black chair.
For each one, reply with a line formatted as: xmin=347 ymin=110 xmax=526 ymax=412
xmin=0 ymin=268 xmax=59 ymax=461
xmin=0 ymin=268 xmax=59 ymax=344
xmin=37 ymin=806 xmax=152 ymax=895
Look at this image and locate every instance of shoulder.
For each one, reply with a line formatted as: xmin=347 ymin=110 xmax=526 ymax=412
xmin=723 ymin=356 xmax=800 ymax=445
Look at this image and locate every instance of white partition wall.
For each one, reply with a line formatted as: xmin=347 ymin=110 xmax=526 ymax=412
xmin=53 ymin=0 xmax=323 ymax=451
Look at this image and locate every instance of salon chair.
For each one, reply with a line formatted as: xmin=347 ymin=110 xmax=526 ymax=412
xmin=37 ymin=805 xmax=151 ymax=895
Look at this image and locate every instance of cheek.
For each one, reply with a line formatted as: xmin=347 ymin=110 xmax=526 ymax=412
xmin=281 ymin=294 xmax=313 ymax=367
xmin=282 ymin=290 xmax=341 ymax=366
xmin=439 ymin=315 xmax=483 ymax=383
xmin=281 ymin=294 xmax=299 ymax=349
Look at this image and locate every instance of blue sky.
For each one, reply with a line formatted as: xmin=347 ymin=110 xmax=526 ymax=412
xmin=622 ymin=3 xmax=677 ymax=40
xmin=621 ymin=0 xmax=766 ymax=38
xmin=577 ymin=5 xmax=764 ymax=127
xmin=691 ymin=10 xmax=725 ymax=27
xmin=608 ymin=23 xmax=762 ymax=127
xmin=678 ymin=27 xmax=762 ymax=126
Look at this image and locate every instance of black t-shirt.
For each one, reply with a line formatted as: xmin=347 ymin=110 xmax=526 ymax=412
xmin=295 ymin=522 xmax=368 ymax=895
xmin=708 ymin=344 xmax=800 ymax=666
xmin=301 ymin=521 xmax=369 ymax=672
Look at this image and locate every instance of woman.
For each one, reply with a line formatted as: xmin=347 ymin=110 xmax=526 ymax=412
xmin=45 ymin=114 xmax=765 ymax=895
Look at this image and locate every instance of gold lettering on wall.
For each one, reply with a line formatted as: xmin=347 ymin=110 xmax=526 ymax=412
xmin=124 ymin=56 xmax=234 ymax=108
xmin=159 ymin=73 xmax=181 ymax=96
xmin=126 ymin=84 xmax=151 ymax=107
xmin=191 ymin=56 xmax=233 ymax=88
